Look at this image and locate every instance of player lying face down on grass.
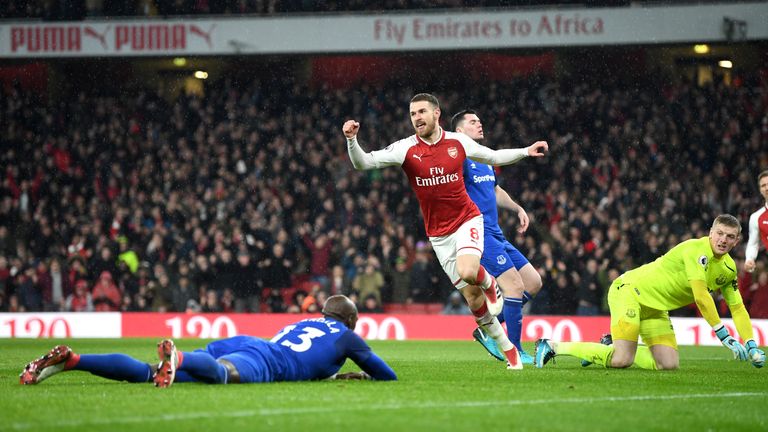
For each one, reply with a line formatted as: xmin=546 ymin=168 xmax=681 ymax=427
xmin=20 ymin=295 xmax=397 ymax=386
xmin=534 ymin=214 xmax=765 ymax=370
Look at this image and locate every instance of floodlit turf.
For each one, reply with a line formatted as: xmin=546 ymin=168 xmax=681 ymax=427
xmin=2 ymin=338 xmax=766 ymax=431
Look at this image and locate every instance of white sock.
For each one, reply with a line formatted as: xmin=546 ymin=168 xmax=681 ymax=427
xmin=476 ymin=314 xmax=514 ymax=352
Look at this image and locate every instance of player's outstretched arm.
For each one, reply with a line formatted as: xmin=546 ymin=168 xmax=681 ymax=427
xmin=462 ymin=134 xmax=548 ymax=166
xmin=343 ymin=120 xmax=403 ymax=171
xmin=355 ymin=352 xmax=397 ymax=381
xmin=341 ymin=331 xmax=397 ymax=381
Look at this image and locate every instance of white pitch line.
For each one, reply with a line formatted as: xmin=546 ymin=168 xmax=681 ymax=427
xmin=8 ymin=392 xmax=766 ymax=430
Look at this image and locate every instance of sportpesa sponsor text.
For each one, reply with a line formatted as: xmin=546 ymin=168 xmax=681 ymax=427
xmin=472 ymin=174 xmax=495 ymax=183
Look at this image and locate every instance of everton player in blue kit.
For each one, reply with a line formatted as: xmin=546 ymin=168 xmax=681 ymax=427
xmin=20 ymin=295 xmax=396 ymax=386
xmin=452 ymin=110 xmax=544 ymax=365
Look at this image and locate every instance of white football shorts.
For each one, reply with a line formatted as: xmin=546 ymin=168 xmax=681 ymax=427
xmin=429 ymin=215 xmax=484 ymax=290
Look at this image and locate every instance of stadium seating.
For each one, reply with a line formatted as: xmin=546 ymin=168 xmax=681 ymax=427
xmin=1 ymin=63 xmax=766 ymax=317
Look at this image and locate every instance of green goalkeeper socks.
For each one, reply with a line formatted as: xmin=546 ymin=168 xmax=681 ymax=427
xmin=632 ymin=346 xmax=658 ymax=370
xmin=558 ymin=342 xmax=657 ymax=369
xmin=558 ymin=342 xmax=613 ymax=367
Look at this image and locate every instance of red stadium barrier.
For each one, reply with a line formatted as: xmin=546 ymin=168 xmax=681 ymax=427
xmin=1 ymin=312 xmax=766 ymax=345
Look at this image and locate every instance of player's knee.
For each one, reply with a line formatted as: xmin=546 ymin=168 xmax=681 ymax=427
xmin=457 ymin=265 xmax=479 ymax=284
xmin=611 ymin=357 xmax=634 ymax=368
xmin=610 ymin=351 xmax=635 ymax=368
xmin=498 ymin=274 xmax=524 ymax=296
xmin=655 ymin=358 xmax=679 ymax=370
xmin=527 ymin=274 xmax=543 ymax=293
xmin=520 ymin=266 xmax=543 ymax=294
xmin=457 ymin=269 xmax=473 ymax=283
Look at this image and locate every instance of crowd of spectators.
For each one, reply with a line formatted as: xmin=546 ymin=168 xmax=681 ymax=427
xmin=1 ymin=64 xmax=767 ymax=318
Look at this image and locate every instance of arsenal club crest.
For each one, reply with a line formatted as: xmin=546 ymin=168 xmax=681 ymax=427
xmin=447 ymin=147 xmax=458 ymax=159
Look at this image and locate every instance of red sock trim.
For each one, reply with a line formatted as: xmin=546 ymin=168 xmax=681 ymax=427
xmin=475 ymin=266 xmax=487 ymax=286
xmin=472 ymin=302 xmax=488 ymax=318
xmin=505 ymin=346 xmax=520 ymax=367
xmin=64 ymin=353 xmax=80 ymax=370
xmin=177 ymin=351 xmax=184 ymax=368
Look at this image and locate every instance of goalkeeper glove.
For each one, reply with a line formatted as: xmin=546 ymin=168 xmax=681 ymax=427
xmin=714 ymin=324 xmax=749 ymax=361
xmin=745 ymin=340 xmax=765 ymax=368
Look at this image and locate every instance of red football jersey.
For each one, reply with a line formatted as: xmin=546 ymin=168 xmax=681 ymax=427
xmin=746 ymin=204 xmax=768 ymax=261
xmin=347 ymin=128 xmax=529 ymax=237
xmin=401 ymin=131 xmax=481 ymax=237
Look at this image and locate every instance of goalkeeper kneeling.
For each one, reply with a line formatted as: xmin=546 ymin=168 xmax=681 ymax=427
xmin=535 ymin=214 xmax=765 ymax=370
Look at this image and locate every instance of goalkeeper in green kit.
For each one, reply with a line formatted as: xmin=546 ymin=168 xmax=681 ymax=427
xmin=535 ymin=214 xmax=765 ymax=370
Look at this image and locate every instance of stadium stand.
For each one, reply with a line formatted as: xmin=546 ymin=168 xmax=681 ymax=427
xmin=2 ymin=62 xmax=766 ymax=317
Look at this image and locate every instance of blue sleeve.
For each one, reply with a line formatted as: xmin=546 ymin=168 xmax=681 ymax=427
xmin=462 ymin=159 xmax=471 ymax=182
xmin=338 ymin=331 xmax=397 ymax=381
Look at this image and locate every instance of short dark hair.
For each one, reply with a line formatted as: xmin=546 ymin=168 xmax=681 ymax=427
xmin=758 ymin=170 xmax=768 ymax=183
xmin=712 ymin=214 xmax=741 ymax=235
xmin=410 ymin=93 xmax=440 ymax=109
xmin=450 ymin=109 xmax=477 ymax=132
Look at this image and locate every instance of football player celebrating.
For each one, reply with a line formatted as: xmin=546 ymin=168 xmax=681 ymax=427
xmin=343 ymin=93 xmax=548 ymax=369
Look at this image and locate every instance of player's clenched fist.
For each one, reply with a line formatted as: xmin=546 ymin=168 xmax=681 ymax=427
xmin=343 ymin=120 xmax=360 ymax=138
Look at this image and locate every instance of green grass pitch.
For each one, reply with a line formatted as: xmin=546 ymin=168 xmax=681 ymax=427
xmin=2 ymin=338 xmax=766 ymax=431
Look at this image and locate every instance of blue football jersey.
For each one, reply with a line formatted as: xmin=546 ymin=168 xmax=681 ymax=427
xmin=463 ymin=159 xmax=503 ymax=237
xmin=205 ymin=318 xmax=395 ymax=383
xmin=269 ymin=317 xmax=371 ymax=381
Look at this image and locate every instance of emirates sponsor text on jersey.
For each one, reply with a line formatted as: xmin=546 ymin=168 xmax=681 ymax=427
xmin=414 ymin=167 xmax=460 ymax=187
